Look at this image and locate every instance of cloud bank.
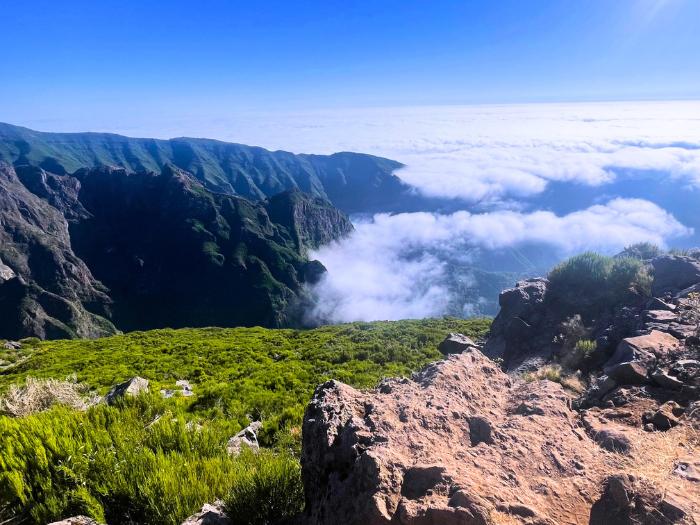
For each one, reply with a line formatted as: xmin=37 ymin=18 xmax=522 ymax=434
xmin=60 ymin=101 xmax=700 ymax=203
xmin=307 ymin=198 xmax=691 ymax=323
xmin=174 ymin=101 xmax=700 ymax=203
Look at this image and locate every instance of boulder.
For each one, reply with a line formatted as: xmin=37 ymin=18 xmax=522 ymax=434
xmin=47 ymin=517 xmax=103 ymax=525
xmin=302 ymin=349 xmax=617 ymax=525
xmin=590 ymin=474 xmax=692 ymax=524
xmin=607 ymin=361 xmax=649 ymax=386
xmin=652 ymin=255 xmax=700 ymax=296
xmin=483 ymin=278 xmax=551 ymax=367
xmin=3 ymin=340 xmax=21 ymax=350
xmin=647 ymin=401 xmax=682 ymax=431
xmin=605 ymin=330 xmax=680 ymax=372
xmin=438 ymin=333 xmax=479 ymax=355
xmin=226 ymin=421 xmax=262 ymax=455
xmin=582 ymin=409 xmax=632 ymax=453
xmin=106 ymin=376 xmax=149 ymax=405
xmin=181 ymin=501 xmax=231 ymax=525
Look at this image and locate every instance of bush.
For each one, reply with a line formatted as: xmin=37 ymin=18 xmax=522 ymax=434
xmin=547 ymin=252 xmax=651 ymax=316
xmin=223 ymin=450 xmax=304 ymax=525
xmin=616 ymin=242 xmax=662 ymax=261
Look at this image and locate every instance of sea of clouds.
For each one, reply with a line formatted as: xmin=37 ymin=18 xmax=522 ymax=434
xmin=43 ymin=101 xmax=700 ymax=322
xmin=225 ymin=101 xmax=699 ymax=322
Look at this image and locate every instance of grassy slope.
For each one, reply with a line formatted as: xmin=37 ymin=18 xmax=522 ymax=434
xmin=0 ymin=318 xmax=490 ymax=525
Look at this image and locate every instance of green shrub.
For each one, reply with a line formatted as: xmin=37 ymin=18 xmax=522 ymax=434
xmin=223 ymin=449 xmax=304 ymax=525
xmin=547 ymin=252 xmax=650 ymax=316
xmin=616 ymin=242 xmax=662 ymax=260
xmin=573 ymin=339 xmax=596 ymax=356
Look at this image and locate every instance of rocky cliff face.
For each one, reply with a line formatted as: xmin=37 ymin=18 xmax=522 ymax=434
xmin=0 ymin=162 xmax=353 ymax=338
xmin=301 ymin=252 xmax=700 ymax=525
xmin=0 ymin=164 xmax=115 ymax=339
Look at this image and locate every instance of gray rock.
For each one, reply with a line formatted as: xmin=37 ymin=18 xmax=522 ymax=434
xmin=652 ymin=255 xmax=700 ymax=296
xmin=227 ymin=421 xmax=262 ymax=455
xmin=673 ymin=458 xmax=700 ymax=483
xmin=651 ymin=369 xmax=684 ymax=390
xmin=643 ymin=309 xmax=677 ymax=323
xmin=438 ymin=333 xmax=478 ymax=355
xmin=181 ymin=501 xmax=231 ymax=525
xmin=106 ymin=376 xmax=149 ymax=405
xmin=0 ymin=258 xmax=15 ymax=282
xmin=605 ymin=330 xmax=679 ymax=372
xmin=647 ymin=297 xmax=676 ymax=311
xmin=607 ymin=361 xmax=649 ymax=385
xmin=176 ymin=379 xmax=194 ymax=396
xmin=3 ymin=340 xmax=21 ymax=350
xmin=47 ymin=517 xmax=103 ymax=525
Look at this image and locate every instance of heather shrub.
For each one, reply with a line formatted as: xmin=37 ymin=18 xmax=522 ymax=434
xmin=547 ymin=252 xmax=651 ymax=316
xmin=616 ymin=242 xmax=662 ymax=261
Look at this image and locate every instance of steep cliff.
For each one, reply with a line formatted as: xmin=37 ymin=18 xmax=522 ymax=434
xmin=0 ymin=162 xmax=354 ymax=338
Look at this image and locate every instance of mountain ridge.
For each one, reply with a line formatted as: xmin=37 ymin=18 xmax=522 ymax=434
xmin=0 ymin=122 xmax=410 ymax=214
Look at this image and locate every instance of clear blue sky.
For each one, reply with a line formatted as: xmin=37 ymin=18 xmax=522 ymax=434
xmin=1 ymin=0 xmax=699 ymax=127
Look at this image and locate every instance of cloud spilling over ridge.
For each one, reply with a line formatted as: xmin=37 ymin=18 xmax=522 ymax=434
xmin=46 ymin=101 xmax=700 ymax=203
xmin=307 ymin=198 xmax=692 ymax=323
xmin=213 ymin=101 xmax=700 ymax=202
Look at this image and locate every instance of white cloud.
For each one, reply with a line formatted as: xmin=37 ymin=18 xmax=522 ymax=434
xmin=307 ymin=198 xmax=692 ymax=323
xmin=210 ymin=101 xmax=700 ymax=201
xmin=53 ymin=100 xmax=700 ymax=202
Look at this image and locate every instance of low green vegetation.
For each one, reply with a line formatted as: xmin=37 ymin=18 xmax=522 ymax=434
xmin=0 ymin=318 xmax=489 ymax=525
xmin=547 ymin=251 xmax=651 ymax=316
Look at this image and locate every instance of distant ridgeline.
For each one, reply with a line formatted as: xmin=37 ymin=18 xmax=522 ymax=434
xmin=0 ymin=122 xmax=410 ymax=214
xmin=0 ymin=159 xmax=354 ymax=339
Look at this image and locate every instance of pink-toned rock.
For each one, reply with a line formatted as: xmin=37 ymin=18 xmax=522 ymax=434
xmin=302 ymin=349 xmax=603 ymax=525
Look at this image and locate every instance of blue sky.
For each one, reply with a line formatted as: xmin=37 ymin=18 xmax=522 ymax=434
xmin=1 ymin=0 xmax=699 ymax=127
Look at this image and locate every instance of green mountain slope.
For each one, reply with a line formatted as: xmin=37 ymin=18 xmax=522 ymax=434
xmin=0 ymin=122 xmax=408 ymax=213
xmin=0 ymin=162 xmax=354 ymax=339
xmin=0 ymin=318 xmax=490 ymax=525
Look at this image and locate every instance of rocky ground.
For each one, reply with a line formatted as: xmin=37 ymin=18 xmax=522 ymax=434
xmin=301 ymin=253 xmax=700 ymax=525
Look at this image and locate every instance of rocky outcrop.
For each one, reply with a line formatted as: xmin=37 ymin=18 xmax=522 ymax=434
xmin=301 ymin=348 xmax=700 ymax=525
xmin=482 ymin=278 xmax=552 ymax=369
xmin=0 ymin=163 xmax=117 ymax=340
xmin=590 ymin=474 xmax=696 ymax=525
xmin=438 ymin=333 xmax=480 ymax=355
xmin=226 ymin=421 xmax=262 ymax=455
xmin=651 ymin=255 xmax=700 ymax=297
xmin=106 ymin=377 xmax=149 ymax=405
